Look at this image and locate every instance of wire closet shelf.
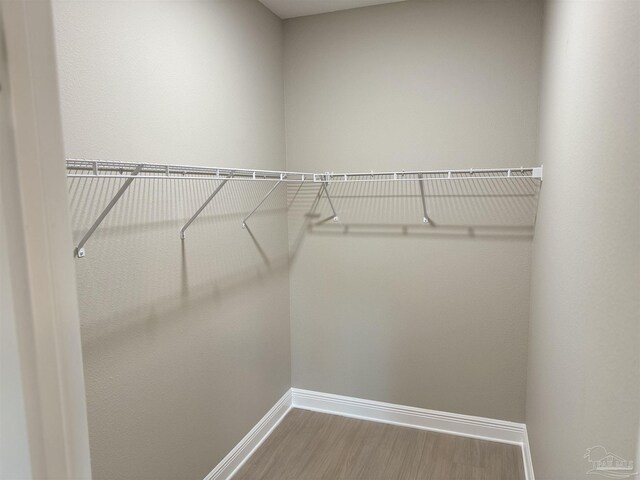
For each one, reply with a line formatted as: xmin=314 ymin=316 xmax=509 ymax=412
xmin=66 ymin=158 xmax=543 ymax=258
xmin=67 ymin=158 xmax=542 ymax=183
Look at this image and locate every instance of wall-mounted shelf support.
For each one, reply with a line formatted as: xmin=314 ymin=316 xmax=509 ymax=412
xmin=74 ymin=163 xmax=143 ymax=258
xmin=242 ymin=180 xmax=283 ymax=229
xmin=532 ymin=166 xmax=543 ymax=179
xmin=287 ymin=182 xmax=305 ymax=210
xmin=418 ymin=173 xmax=429 ymax=224
xmin=304 ymin=184 xmax=325 ymax=220
xmin=180 ymin=179 xmax=230 ymax=239
xmin=322 ymin=182 xmax=338 ymax=222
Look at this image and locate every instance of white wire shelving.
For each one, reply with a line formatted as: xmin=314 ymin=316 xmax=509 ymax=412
xmin=66 ymin=158 xmax=543 ymax=258
xmin=314 ymin=166 xmax=543 ymax=183
xmin=66 ymin=158 xmax=313 ymax=182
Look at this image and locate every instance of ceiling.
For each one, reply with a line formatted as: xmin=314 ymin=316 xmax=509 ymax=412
xmin=258 ymin=0 xmax=407 ymax=19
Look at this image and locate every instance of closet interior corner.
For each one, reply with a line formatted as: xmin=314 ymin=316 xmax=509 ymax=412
xmin=3 ymin=1 xmax=636 ymax=480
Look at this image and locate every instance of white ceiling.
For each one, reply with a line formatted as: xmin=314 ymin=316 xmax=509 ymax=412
xmin=258 ymin=0 xmax=407 ymax=19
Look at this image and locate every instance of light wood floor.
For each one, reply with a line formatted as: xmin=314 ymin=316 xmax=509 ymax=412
xmin=232 ymin=409 xmax=525 ymax=480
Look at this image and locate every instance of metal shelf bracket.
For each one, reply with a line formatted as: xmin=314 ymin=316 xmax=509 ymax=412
xmin=321 ymin=178 xmax=339 ymax=222
xmin=242 ymin=180 xmax=283 ymax=229
xmin=532 ymin=165 xmax=544 ymax=179
xmin=418 ymin=173 xmax=430 ymax=224
xmin=74 ymin=163 xmax=143 ymax=258
xmin=180 ymin=179 xmax=229 ymax=239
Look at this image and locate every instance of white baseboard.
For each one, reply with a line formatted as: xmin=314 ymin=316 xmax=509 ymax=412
xmin=291 ymin=388 xmax=535 ymax=480
xmin=205 ymin=388 xmax=534 ymax=480
xmin=203 ymin=390 xmax=292 ymax=480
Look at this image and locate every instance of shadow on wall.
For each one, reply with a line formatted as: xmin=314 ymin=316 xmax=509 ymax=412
xmin=286 ymin=175 xmax=538 ymax=422
xmin=68 ymin=174 xmax=294 ymax=480
xmin=67 ymin=175 xmax=291 ymax=354
xmin=67 ymin=174 xmax=539 ymax=353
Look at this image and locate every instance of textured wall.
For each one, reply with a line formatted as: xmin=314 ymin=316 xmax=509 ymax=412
xmin=53 ymin=1 xmax=290 ymax=479
xmin=526 ymin=1 xmax=640 ymax=478
xmin=284 ymin=0 xmax=543 ymax=422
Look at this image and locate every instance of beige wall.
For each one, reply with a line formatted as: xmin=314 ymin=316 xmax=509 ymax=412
xmin=52 ymin=1 xmax=290 ymax=479
xmin=51 ymin=1 xmax=639 ymax=479
xmin=285 ymin=0 xmax=543 ymax=422
xmin=526 ymin=1 xmax=640 ymax=478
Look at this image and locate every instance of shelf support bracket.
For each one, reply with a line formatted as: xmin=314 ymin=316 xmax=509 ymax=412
xmin=418 ymin=173 xmax=429 ymax=224
xmin=242 ymin=180 xmax=282 ymax=228
xmin=532 ymin=165 xmax=544 ymax=180
xmin=75 ymin=163 xmax=144 ymax=258
xmin=303 ymin=184 xmax=325 ymax=221
xmin=311 ymin=182 xmax=339 ymax=226
xmin=321 ymin=182 xmax=339 ymax=222
xmin=180 ymin=179 xmax=229 ymax=239
xmin=287 ymin=181 xmax=304 ymax=210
